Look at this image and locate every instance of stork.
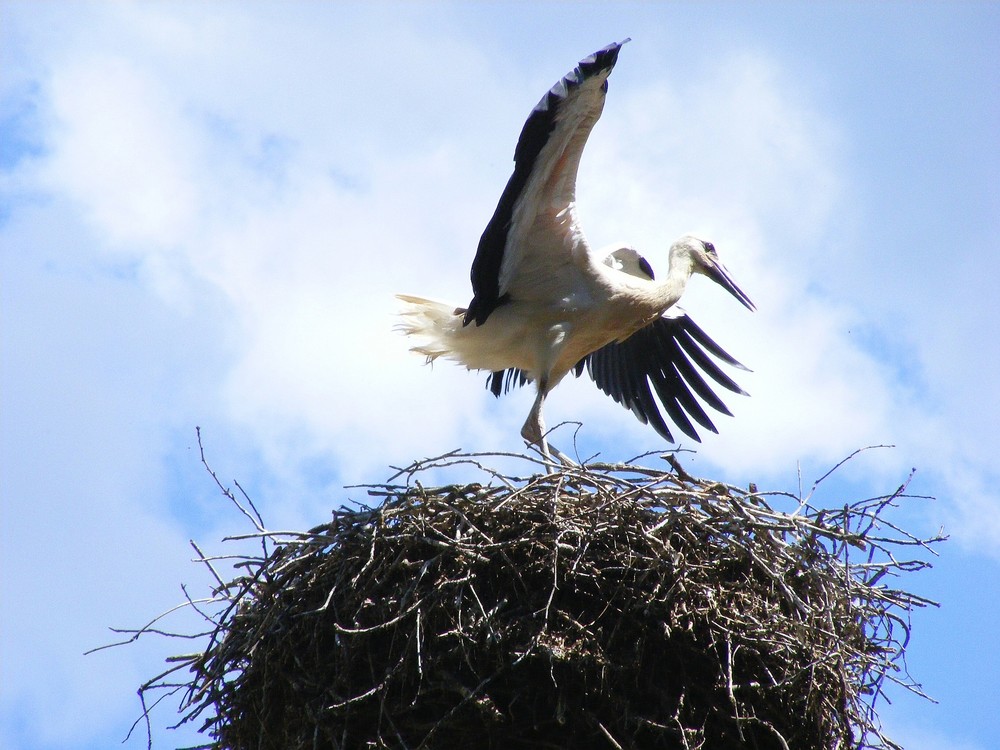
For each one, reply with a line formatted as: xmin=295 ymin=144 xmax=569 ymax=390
xmin=397 ymin=41 xmax=755 ymax=461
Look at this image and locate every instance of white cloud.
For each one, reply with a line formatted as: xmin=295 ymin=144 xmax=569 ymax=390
xmin=41 ymin=53 xmax=202 ymax=248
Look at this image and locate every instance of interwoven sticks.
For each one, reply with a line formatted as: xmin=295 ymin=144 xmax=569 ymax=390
xmin=124 ymin=449 xmax=942 ymax=749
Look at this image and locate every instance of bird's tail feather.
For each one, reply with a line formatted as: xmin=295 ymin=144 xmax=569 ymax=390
xmin=396 ymin=294 xmax=529 ymax=374
xmin=395 ymin=295 xmax=464 ymax=362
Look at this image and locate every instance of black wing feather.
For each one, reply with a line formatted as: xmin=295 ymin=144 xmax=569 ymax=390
xmin=487 ymin=368 xmax=530 ymax=397
xmin=647 ymin=332 xmax=717 ymax=437
xmin=675 ymin=328 xmax=748 ymax=396
xmin=679 ymin=316 xmax=751 ymax=374
xmin=641 ymin=333 xmax=704 ymax=440
xmin=626 ymin=337 xmax=676 ymax=440
xmin=664 ymin=334 xmax=735 ymax=417
xmin=582 ymin=314 xmax=749 ymax=442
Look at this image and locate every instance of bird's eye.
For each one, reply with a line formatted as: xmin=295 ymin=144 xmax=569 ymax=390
xmin=703 ymin=241 xmax=716 ymax=254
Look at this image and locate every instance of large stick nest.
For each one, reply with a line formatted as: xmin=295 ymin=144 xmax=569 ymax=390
xmin=127 ymin=448 xmax=942 ymax=750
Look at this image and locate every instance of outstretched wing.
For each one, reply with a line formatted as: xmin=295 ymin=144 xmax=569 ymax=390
xmin=583 ymin=314 xmax=750 ymax=442
xmin=464 ymin=40 xmax=629 ymax=326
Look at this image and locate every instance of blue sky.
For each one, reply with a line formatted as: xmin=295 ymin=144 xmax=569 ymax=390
xmin=1 ymin=2 xmax=998 ymax=748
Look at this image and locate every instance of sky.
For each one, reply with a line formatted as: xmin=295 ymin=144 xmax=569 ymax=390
xmin=1 ymin=1 xmax=998 ymax=748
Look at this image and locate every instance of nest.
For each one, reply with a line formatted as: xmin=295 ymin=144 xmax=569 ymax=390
xmin=123 ymin=446 xmax=942 ymax=750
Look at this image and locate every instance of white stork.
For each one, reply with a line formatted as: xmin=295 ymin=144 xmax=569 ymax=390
xmin=398 ymin=41 xmax=755 ymax=460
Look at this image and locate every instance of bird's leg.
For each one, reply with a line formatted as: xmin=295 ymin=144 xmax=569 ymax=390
xmin=521 ymin=378 xmax=576 ymax=466
xmin=520 ymin=380 xmax=549 ymax=454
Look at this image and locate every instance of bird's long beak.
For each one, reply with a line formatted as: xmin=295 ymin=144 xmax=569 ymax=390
xmin=706 ymin=260 xmax=756 ymax=311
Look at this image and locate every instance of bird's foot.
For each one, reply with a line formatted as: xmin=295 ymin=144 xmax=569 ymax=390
xmin=526 ymin=437 xmax=578 ymax=468
xmin=521 ymin=404 xmax=577 ymax=468
xmin=548 ymin=442 xmax=578 ymax=467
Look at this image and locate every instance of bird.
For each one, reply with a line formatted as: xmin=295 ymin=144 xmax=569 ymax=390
xmin=397 ymin=40 xmax=755 ymax=461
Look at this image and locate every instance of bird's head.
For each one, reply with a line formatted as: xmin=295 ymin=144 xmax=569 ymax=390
xmin=672 ymin=235 xmax=756 ymax=311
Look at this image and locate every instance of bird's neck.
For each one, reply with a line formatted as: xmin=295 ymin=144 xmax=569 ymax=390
xmin=643 ymin=254 xmax=693 ymax=314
